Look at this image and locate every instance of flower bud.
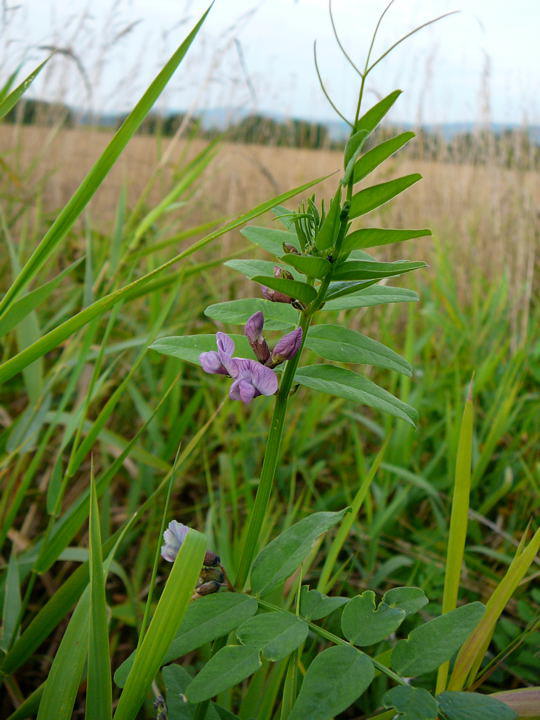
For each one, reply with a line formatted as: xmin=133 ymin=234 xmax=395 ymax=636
xmin=274 ymin=266 xmax=294 ymax=280
xmin=261 ymin=266 xmax=294 ymax=304
xmin=196 ymin=580 xmax=221 ymax=596
xmin=244 ymin=312 xmax=271 ymax=363
xmin=283 ymin=243 xmax=300 ymax=255
xmin=203 ymin=550 xmax=221 ymax=567
xmin=270 ymin=327 xmax=303 ymax=366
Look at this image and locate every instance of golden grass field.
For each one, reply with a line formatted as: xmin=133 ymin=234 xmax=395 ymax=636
xmin=1 ymin=122 xmax=538 ymax=339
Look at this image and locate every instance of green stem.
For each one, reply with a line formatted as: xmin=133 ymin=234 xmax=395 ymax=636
xmin=258 ymin=598 xmax=407 ymax=687
xmin=235 ymin=311 xmax=312 ymax=590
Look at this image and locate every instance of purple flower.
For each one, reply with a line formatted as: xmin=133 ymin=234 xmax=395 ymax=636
xmin=161 ymin=520 xmax=189 ymax=562
xmin=229 ymin=358 xmax=278 ymax=404
xmin=245 ymin=311 xmax=270 ymax=364
xmin=199 ymin=332 xmax=278 ymax=404
xmin=271 ymin=327 xmax=303 ymax=366
xmin=199 ymin=332 xmax=235 ymax=375
xmin=262 ymin=266 xmax=294 ymax=304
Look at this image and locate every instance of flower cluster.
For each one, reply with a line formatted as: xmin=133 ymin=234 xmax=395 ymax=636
xmin=199 ymin=312 xmax=302 ymax=405
xmin=161 ymin=520 xmax=226 ymax=596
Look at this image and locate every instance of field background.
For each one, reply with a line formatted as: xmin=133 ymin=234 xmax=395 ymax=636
xmin=0 ymin=16 xmax=539 ymax=716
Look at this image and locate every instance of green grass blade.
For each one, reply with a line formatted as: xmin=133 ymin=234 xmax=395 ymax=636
xmin=86 ymin=472 xmax=113 ymax=720
xmin=0 ymin=550 xmax=21 ymax=652
xmin=317 ymin=441 xmax=387 ymax=593
xmin=0 ymin=8 xmax=211 ymax=316
xmin=448 ymin=526 xmax=540 ymax=691
xmin=0 ymin=173 xmax=326 ymax=386
xmin=35 ymin=521 xmax=135 ymax=719
xmin=113 ymin=529 xmax=207 ymax=720
xmin=0 ymin=58 xmax=49 ymax=119
xmin=436 ymin=382 xmax=474 ymax=693
xmin=0 ymin=258 xmax=84 ymax=337
xmin=36 ymin=588 xmax=91 ymax=720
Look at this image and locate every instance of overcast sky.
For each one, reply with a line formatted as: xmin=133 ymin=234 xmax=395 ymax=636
xmin=3 ymin=0 xmax=539 ymax=125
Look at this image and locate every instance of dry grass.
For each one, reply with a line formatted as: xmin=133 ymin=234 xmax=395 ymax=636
xmin=1 ymin=122 xmax=538 ymax=337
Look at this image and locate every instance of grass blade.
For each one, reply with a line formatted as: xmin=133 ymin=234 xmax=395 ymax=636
xmin=0 ymin=173 xmax=326 ymax=386
xmin=436 ymin=381 xmax=474 ymax=693
xmin=86 ymin=470 xmax=113 ymax=720
xmin=317 ymin=441 xmax=387 ymax=593
xmin=0 ymin=8 xmax=211 ymax=316
xmin=448 ymin=526 xmax=540 ymax=691
xmin=113 ymin=529 xmax=207 ymax=720
xmin=0 ymin=58 xmax=49 ymax=119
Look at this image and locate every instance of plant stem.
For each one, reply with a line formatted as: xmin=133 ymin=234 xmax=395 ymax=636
xmin=258 ymin=598 xmax=407 ymax=687
xmin=235 ymin=312 xmax=312 ymax=590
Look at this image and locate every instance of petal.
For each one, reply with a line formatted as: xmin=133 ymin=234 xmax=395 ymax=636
xmin=200 ymin=351 xmax=225 ymax=375
xmin=238 ymin=379 xmax=257 ymax=404
xmin=161 ymin=544 xmax=178 ymax=562
xmin=165 ymin=520 xmax=189 ymax=545
xmin=249 ymin=360 xmax=278 ymax=396
xmin=221 ymin=354 xmax=239 ymax=377
xmin=216 ymin=332 xmax=235 ymax=356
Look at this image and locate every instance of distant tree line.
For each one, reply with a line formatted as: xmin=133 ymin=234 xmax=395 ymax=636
xmin=3 ymin=100 xmax=538 ymax=170
xmin=4 ymin=98 xmax=74 ymax=127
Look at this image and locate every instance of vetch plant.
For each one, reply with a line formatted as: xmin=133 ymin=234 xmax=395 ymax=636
xmin=146 ymin=5 xmax=531 ymax=720
xmin=0 ymin=2 xmax=537 ymax=719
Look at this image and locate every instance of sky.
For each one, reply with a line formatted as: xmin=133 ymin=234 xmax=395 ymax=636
xmin=2 ymin=0 xmax=539 ymax=125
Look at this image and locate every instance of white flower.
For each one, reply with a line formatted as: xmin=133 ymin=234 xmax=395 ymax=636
xmin=161 ymin=520 xmax=189 ymax=562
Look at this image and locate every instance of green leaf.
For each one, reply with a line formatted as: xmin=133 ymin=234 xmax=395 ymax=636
xmin=0 ymin=58 xmax=49 ymax=120
xmin=324 ymin=280 xmax=377 ymax=301
xmin=281 ymin=254 xmax=331 ymax=279
xmin=225 ymin=259 xmax=283 ymax=280
xmin=342 ymin=227 xmax=431 ymax=255
xmin=294 ymin=365 xmax=417 ymax=426
xmin=0 ymin=9 xmax=210 ymax=316
xmin=299 ymin=586 xmax=349 ymax=621
xmin=349 ymin=174 xmax=422 ymax=219
xmin=86 ymin=478 xmax=112 ymax=720
xmin=251 ymin=276 xmax=317 ymax=305
xmin=240 ymin=225 xmax=299 ymax=256
xmin=382 ymin=587 xmax=429 ymax=616
xmin=204 ymin=299 xmax=298 ymax=330
xmin=115 ymin=592 xmax=258 ymax=687
xmin=324 ymin=285 xmax=418 ymax=311
xmin=251 ymin=509 xmax=348 ymax=595
xmin=341 ymin=590 xmax=406 ymax=646
xmin=353 ymin=132 xmax=415 ymax=183
xmin=272 ymin=205 xmax=297 ymax=231
xmin=114 ymin=529 xmax=207 ymax=720
xmin=344 ymin=128 xmax=369 ymax=168
xmin=314 ymin=188 xmax=342 ymax=251
xmin=162 ymin=665 xmax=193 ymax=719
xmin=150 ymin=334 xmax=253 ymax=366
xmin=383 ymin=685 xmax=438 ymax=720
xmin=289 ymin=645 xmax=374 ymax=720
xmin=437 ymin=692 xmax=518 ymax=720
xmin=185 ymin=645 xmax=261 ymax=704
xmin=391 ymin=602 xmax=485 ymax=677
xmin=354 ymin=89 xmax=402 ymax=144
xmin=0 ymin=258 xmax=84 ymax=337
xmin=236 ymin=611 xmax=308 ymax=661
xmin=305 ymin=325 xmax=412 ymax=376
xmin=333 ymin=259 xmax=426 ymax=282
